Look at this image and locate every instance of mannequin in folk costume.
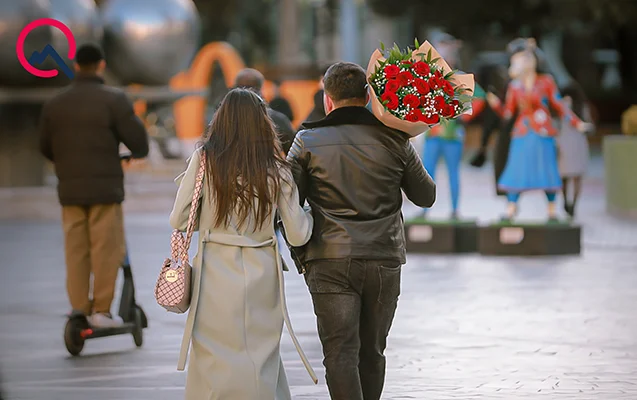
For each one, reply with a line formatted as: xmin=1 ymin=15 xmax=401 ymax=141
xmin=486 ymin=38 xmax=593 ymax=221
xmin=421 ymin=32 xmax=486 ymax=219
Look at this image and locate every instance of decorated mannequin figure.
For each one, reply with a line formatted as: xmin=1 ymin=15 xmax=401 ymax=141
xmin=486 ymin=38 xmax=593 ymax=221
xmin=421 ymin=32 xmax=486 ymax=219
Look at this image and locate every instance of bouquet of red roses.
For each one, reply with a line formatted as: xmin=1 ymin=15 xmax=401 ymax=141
xmin=367 ymin=39 xmax=475 ymax=136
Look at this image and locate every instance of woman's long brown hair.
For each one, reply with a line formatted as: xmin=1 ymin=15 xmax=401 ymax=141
xmin=203 ymin=88 xmax=287 ymax=230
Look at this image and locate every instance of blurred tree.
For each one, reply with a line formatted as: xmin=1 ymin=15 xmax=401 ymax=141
xmin=365 ymin=0 xmax=637 ymax=39
xmin=367 ymin=0 xmax=637 ymax=98
xmin=193 ymin=0 xmax=275 ymax=65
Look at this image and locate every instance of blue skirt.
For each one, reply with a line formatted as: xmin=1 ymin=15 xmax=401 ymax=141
xmin=498 ymin=132 xmax=562 ymax=193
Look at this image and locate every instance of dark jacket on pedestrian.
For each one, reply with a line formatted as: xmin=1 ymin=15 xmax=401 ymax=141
xmin=39 ymin=74 xmax=149 ymax=206
xmin=298 ymin=89 xmax=326 ymax=130
xmin=269 ymin=95 xmax=294 ymax=122
xmin=287 ymin=106 xmax=436 ymax=264
xmin=268 ymin=107 xmax=296 ymax=155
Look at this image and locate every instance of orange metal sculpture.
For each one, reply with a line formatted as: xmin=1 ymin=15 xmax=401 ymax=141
xmin=142 ymin=42 xmax=321 ymax=140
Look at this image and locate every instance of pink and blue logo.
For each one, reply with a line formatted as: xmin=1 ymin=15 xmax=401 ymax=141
xmin=16 ymin=18 xmax=76 ymax=79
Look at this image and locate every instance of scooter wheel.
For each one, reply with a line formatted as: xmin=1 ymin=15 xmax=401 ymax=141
xmin=132 ymin=307 xmax=144 ymax=347
xmin=64 ymin=319 xmax=85 ymax=356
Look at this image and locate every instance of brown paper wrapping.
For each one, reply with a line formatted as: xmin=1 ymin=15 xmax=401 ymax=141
xmin=366 ymin=41 xmax=475 ymax=137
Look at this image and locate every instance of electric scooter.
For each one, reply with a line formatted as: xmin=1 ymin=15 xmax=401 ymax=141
xmin=63 ymin=249 xmax=148 ymax=356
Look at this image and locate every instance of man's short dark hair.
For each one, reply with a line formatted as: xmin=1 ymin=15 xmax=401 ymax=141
xmin=323 ymin=62 xmax=368 ymax=102
xmin=75 ymin=43 xmax=104 ymax=68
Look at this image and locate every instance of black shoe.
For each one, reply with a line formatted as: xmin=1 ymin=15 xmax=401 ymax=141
xmin=470 ymin=150 xmax=487 ymax=168
xmin=567 ymin=204 xmax=576 ymax=218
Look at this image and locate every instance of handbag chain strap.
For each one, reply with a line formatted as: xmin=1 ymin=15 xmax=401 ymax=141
xmin=171 ymin=151 xmax=207 ymax=265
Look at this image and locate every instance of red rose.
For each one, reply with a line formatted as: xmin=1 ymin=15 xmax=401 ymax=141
xmin=402 ymin=94 xmax=421 ymax=109
xmin=420 ymin=96 xmax=430 ymax=107
xmin=413 ymin=61 xmax=431 ymax=76
xmin=405 ymin=109 xmax=422 ymax=122
xmin=452 ymin=99 xmax=460 ymax=108
xmin=397 ymin=71 xmax=414 ymax=87
xmin=385 ymin=79 xmax=400 ymax=93
xmin=414 ymin=78 xmax=430 ymax=95
xmin=420 ymin=113 xmax=440 ymax=124
xmin=434 ymin=95 xmax=446 ymax=111
xmin=381 ymin=91 xmax=399 ymax=110
xmin=429 ymin=78 xmax=441 ymax=90
xmin=443 ymin=81 xmax=454 ymax=96
xmin=442 ymin=104 xmax=455 ymax=118
xmin=384 ymin=64 xmax=400 ymax=79
xmin=434 ymin=70 xmax=443 ymax=80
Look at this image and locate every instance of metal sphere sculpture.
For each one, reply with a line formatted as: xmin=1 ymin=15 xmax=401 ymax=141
xmin=100 ymin=0 xmax=201 ymax=86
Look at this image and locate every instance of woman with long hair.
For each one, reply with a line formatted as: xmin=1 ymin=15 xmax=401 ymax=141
xmin=170 ymin=88 xmax=316 ymax=399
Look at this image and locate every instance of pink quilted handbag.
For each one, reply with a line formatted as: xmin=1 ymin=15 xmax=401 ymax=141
xmin=154 ymin=153 xmax=206 ymax=313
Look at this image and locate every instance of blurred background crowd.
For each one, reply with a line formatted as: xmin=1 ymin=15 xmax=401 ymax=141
xmin=1 ymin=0 xmax=636 ymax=183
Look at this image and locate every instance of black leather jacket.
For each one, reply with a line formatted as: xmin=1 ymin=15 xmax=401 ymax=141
xmin=287 ymin=106 xmax=435 ymax=264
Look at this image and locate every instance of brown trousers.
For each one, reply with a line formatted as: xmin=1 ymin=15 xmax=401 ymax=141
xmin=62 ymin=204 xmax=125 ymax=315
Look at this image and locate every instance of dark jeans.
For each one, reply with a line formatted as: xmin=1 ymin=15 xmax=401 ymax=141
xmin=304 ymin=258 xmax=401 ymax=400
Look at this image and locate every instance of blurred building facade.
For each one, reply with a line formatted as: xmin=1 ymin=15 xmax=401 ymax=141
xmin=193 ymin=0 xmax=636 ymax=124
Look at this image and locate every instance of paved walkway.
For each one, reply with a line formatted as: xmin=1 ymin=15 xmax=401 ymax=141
xmin=1 ymin=156 xmax=637 ymax=399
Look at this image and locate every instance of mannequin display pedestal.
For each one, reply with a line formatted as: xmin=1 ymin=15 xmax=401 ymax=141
xmin=478 ymin=222 xmax=581 ymax=256
xmin=405 ymin=218 xmax=479 ymax=254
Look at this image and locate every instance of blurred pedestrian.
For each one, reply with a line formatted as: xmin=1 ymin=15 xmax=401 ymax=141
xmin=469 ymin=64 xmax=513 ymax=197
xmin=287 ymin=62 xmax=436 ymax=400
xmin=170 ymin=88 xmax=315 ymax=399
xmin=420 ymin=31 xmax=486 ymax=219
xmin=39 ymin=43 xmax=149 ymax=328
xmin=298 ymin=66 xmax=328 ymax=129
xmin=557 ymin=82 xmax=594 ymax=218
xmin=233 ymin=69 xmax=296 ymax=155
xmin=269 ymin=79 xmax=294 ymax=122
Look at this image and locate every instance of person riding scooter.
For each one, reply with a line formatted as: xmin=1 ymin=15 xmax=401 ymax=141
xmin=39 ymin=43 xmax=149 ymax=328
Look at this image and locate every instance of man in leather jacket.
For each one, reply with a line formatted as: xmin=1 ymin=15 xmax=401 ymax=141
xmin=287 ymin=62 xmax=436 ymax=400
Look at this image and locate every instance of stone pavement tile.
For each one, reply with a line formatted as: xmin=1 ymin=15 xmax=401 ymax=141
xmin=2 ymin=185 xmax=637 ymax=399
xmin=6 ymin=154 xmax=637 ymax=252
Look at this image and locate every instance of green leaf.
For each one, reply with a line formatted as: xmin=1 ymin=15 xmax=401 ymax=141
xmin=444 ymin=69 xmax=458 ymax=80
xmin=414 ymin=37 xmax=420 ymax=49
xmin=457 ymin=94 xmax=473 ymax=104
xmin=440 ymin=117 xmax=447 ymax=127
xmin=390 ymin=43 xmax=401 ymax=61
xmin=426 ymin=49 xmax=432 ymax=63
xmin=380 ymin=41 xmax=386 ymax=52
xmin=431 ymin=57 xmax=441 ymax=64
